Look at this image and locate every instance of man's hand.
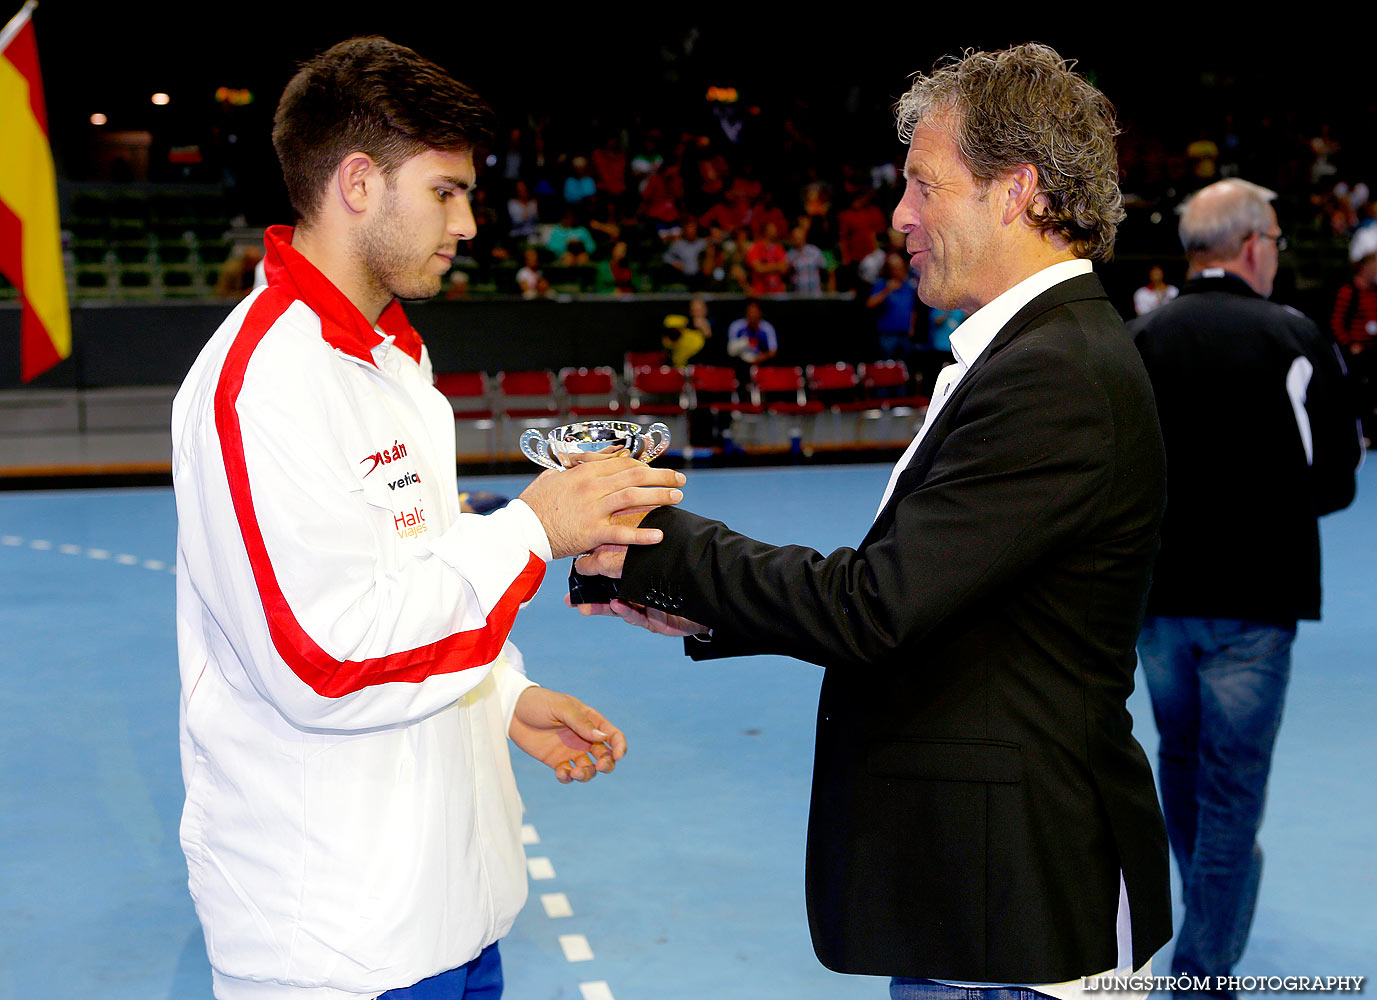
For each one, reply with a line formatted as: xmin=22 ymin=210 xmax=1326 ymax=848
xmin=519 ymin=456 xmax=685 ymax=559
xmin=609 ymin=599 xmax=708 ymax=636
xmin=574 ymin=544 xmax=628 ymax=579
xmin=509 ymin=687 xmax=627 ymax=784
xmin=564 ymin=593 xmax=709 ymax=638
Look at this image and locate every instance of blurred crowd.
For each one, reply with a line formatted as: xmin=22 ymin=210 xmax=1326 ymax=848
xmin=439 ymin=121 xmax=908 ymax=300
xmin=429 ymin=101 xmax=1374 ymax=307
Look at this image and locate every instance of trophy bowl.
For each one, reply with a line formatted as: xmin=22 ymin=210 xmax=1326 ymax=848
xmin=521 ymin=419 xmax=670 ymax=471
xmin=519 ymin=419 xmax=671 ymax=605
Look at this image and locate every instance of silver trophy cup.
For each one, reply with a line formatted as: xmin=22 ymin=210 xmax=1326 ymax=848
xmin=520 ymin=419 xmax=671 ymax=471
xmin=520 ymin=419 xmax=671 ymax=605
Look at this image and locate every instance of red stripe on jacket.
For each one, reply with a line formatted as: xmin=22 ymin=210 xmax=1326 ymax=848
xmin=213 ymin=289 xmax=544 ymax=698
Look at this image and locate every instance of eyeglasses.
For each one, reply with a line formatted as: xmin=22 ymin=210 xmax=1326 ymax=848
xmin=1255 ymin=231 xmax=1288 ymax=252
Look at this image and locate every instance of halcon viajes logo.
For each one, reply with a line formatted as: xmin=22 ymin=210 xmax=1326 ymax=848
xmin=395 ymin=506 xmax=427 ymax=540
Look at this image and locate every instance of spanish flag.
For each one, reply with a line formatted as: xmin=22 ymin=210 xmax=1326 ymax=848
xmin=1 ymin=1 xmax=69 ymax=382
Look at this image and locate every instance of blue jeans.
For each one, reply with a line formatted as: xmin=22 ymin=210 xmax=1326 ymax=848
xmin=377 ymin=942 xmax=502 ymax=999
xmin=891 ymin=980 xmax=1045 ymax=1000
xmin=1137 ymin=616 xmax=1294 ymax=986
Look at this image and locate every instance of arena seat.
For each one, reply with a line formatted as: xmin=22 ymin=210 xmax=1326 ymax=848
xmin=627 ymin=365 xmax=689 ymax=453
xmin=560 ymin=366 xmax=623 ymax=419
xmin=853 ymin=360 xmax=930 ymax=448
xmin=750 ymin=365 xmax=824 ymax=416
xmin=747 ymin=365 xmax=824 ymax=451
xmin=689 ymin=364 xmax=762 ymax=450
xmin=497 ymin=370 xmax=561 ymax=459
xmin=858 ymin=360 xmax=930 ymax=411
xmin=434 ymin=371 xmax=496 ymax=462
xmin=623 ymin=350 xmax=668 ymax=383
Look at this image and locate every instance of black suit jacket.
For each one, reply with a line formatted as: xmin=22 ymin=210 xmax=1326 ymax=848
xmin=618 ymin=273 xmax=1173 ymax=983
xmin=1128 ymin=272 xmax=1361 ymax=623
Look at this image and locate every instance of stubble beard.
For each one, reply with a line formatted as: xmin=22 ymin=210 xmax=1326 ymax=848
xmin=354 ymin=187 xmax=444 ymax=304
xmin=916 ymin=264 xmax=955 ymax=312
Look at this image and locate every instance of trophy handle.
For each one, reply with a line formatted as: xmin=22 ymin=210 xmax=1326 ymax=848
xmin=640 ymin=422 xmax=671 ymax=463
xmin=520 ymin=428 xmax=562 ymax=470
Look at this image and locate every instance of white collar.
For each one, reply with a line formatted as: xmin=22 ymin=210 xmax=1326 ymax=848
xmin=947 ymin=258 xmax=1093 ymax=370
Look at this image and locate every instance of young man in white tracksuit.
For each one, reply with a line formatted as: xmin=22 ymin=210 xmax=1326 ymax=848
xmin=172 ymin=37 xmax=685 ymax=1000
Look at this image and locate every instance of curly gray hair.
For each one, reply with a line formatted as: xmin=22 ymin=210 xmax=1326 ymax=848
xmin=895 ymin=43 xmax=1124 ymax=261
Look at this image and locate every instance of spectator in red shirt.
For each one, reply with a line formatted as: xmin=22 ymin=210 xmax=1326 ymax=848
xmin=1332 ymin=251 xmax=1377 ymax=352
xmin=749 ymin=193 xmax=792 ymax=241
xmin=640 ymin=161 xmax=684 ymax=233
xmin=837 ymin=188 xmax=889 ymax=269
xmin=694 ymin=139 xmax=729 ymax=207
xmin=591 ymin=135 xmax=628 ymax=199
xmin=700 ymin=189 xmax=753 ymax=236
xmin=1331 ymin=250 xmax=1377 ymax=441
xmin=745 ymin=223 xmax=789 ymax=296
xmin=837 ymin=188 xmax=890 ymax=295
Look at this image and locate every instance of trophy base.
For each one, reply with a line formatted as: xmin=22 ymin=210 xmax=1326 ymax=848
xmin=568 ymin=564 xmax=619 ymax=605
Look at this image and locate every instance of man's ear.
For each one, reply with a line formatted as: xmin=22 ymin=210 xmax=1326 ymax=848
xmin=337 ymin=152 xmax=378 ymax=216
xmin=1238 ymin=231 xmax=1264 ymax=279
xmin=1002 ymin=163 xmax=1041 ymax=226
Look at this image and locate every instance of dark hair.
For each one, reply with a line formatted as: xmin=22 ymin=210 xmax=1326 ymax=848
xmin=896 ymin=43 xmax=1124 ymax=260
xmin=272 ymin=36 xmax=495 ymax=224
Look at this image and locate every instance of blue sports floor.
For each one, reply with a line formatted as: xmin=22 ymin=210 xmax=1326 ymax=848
xmin=1 ymin=463 xmax=1373 ymax=999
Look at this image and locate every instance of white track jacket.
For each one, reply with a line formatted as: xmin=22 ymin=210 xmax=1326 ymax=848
xmin=172 ymin=227 xmax=551 ymax=999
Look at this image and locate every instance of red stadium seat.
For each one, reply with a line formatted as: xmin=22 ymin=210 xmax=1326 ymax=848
xmin=629 ymin=365 xmax=688 ymax=418
xmin=807 ymin=362 xmax=873 ymax=412
xmin=623 ymin=349 xmax=669 ymax=383
xmin=434 ymin=371 xmax=493 ymax=419
xmin=434 ymin=371 xmax=496 ymax=460
xmin=560 ymin=366 xmax=623 ymax=419
xmin=496 ymin=370 xmax=560 ymax=458
xmin=858 ymin=360 xmax=930 ymax=411
xmin=627 ymin=365 xmax=689 ymax=453
xmin=497 ymin=369 xmax=560 ymax=420
xmin=689 ymin=364 xmax=760 ymax=415
xmin=750 ymin=365 xmax=824 ymax=416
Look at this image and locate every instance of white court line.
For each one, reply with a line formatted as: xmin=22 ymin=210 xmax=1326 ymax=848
xmin=540 ymin=892 xmax=573 ymax=918
xmin=3 ymin=535 xmax=173 ymax=569
xmin=526 ymin=825 xmax=616 ymax=994
xmin=558 ymin=933 xmax=594 ymax=962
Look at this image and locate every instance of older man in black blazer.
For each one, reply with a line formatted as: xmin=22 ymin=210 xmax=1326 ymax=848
xmin=575 ymin=44 xmax=1173 ymax=998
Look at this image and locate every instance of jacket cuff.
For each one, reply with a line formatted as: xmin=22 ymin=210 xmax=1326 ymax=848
xmin=488 ymin=498 xmax=553 ymax=563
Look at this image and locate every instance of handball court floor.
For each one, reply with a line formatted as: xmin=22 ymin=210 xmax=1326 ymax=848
xmin=1 ymin=462 xmax=1373 ymax=999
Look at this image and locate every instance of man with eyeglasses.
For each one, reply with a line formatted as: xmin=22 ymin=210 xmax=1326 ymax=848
xmin=1127 ymin=178 xmax=1361 ymax=996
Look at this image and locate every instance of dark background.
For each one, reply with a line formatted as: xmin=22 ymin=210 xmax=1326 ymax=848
xmin=6 ymin=7 xmax=1373 ymax=389
xmin=32 ymin=9 xmax=1375 ymax=221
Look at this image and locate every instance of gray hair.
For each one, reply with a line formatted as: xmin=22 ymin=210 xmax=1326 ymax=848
xmin=1177 ymin=179 xmax=1278 ymax=258
xmin=894 ymin=43 xmax=1124 ymax=261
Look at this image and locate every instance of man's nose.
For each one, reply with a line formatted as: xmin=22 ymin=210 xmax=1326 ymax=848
xmin=450 ymin=197 xmax=476 ymax=239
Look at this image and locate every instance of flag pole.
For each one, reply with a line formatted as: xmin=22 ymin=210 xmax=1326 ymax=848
xmin=0 ymin=1 xmax=37 ymax=53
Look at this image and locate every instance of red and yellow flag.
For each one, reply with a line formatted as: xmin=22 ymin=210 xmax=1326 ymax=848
xmin=1 ymin=1 xmax=70 ymax=382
